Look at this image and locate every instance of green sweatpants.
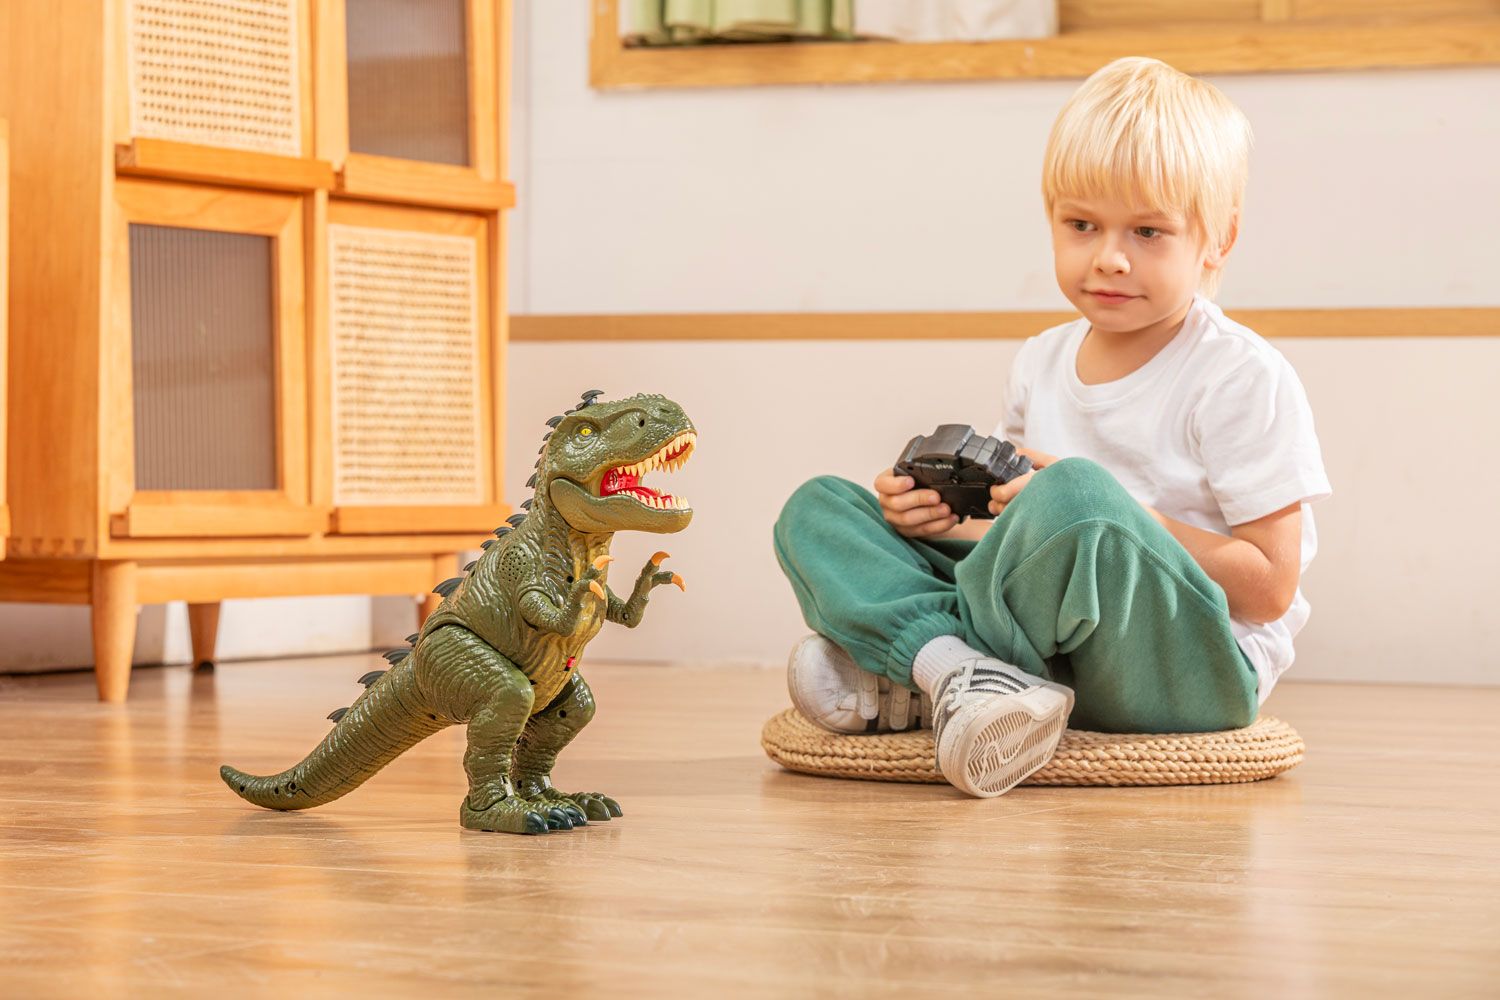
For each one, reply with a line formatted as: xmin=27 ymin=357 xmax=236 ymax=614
xmin=772 ymin=458 xmax=1258 ymax=733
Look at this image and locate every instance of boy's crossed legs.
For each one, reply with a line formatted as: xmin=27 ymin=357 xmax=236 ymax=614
xmin=773 ymin=458 xmax=1259 ymax=797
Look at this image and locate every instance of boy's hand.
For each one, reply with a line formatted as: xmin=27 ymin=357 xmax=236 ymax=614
xmin=988 ymin=448 xmax=1058 ymax=517
xmin=875 ymin=469 xmax=959 ymax=539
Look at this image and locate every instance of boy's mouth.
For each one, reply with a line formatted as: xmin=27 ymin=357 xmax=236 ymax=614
xmin=1086 ymin=289 xmax=1138 ymax=304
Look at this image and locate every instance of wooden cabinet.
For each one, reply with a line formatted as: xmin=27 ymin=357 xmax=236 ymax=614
xmin=0 ymin=1 xmax=513 ymax=700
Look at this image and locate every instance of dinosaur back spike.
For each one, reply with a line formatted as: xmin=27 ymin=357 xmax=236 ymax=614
xmin=520 ymin=499 xmax=533 ymax=511
xmin=525 ymin=473 xmax=537 ymax=489
xmin=493 ymin=527 xmax=511 ymax=538
xmin=404 ymin=633 xmax=419 ymax=644
xmin=357 ymin=670 xmax=387 ymax=688
xmin=327 ymin=707 xmax=349 ymax=723
xmin=432 ymin=577 xmax=463 ymax=598
xmin=382 ymin=648 xmax=407 ymax=665
xmin=545 ymin=415 xmax=563 ymax=428
xmin=481 ymin=538 xmax=494 ymax=549
xmin=463 ymin=560 xmax=477 ymax=572
xmin=506 ymin=513 xmax=526 ymax=527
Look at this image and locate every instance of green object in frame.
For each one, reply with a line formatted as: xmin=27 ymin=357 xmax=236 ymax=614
xmin=623 ymin=0 xmax=856 ymax=45
xmin=221 ymin=391 xmax=697 ymax=834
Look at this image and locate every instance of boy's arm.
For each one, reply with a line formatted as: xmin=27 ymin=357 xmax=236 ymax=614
xmin=1145 ymin=502 xmax=1303 ymax=624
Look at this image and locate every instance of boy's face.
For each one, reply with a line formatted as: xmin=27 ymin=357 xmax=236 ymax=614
xmin=1049 ymin=195 xmax=1232 ymax=336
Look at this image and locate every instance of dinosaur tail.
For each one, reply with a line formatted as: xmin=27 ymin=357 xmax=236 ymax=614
xmin=220 ymin=658 xmax=446 ymax=811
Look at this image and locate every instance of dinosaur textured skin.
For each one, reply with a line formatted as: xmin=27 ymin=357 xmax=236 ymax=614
xmin=221 ymin=391 xmax=696 ymax=834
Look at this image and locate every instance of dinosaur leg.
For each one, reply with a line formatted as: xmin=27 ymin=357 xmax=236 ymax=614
xmin=416 ymin=626 xmax=566 ymax=835
xmin=512 ymin=673 xmax=623 ymax=823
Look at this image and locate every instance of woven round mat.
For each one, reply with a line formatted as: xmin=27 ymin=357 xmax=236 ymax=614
xmin=762 ymin=709 xmax=1305 ymax=787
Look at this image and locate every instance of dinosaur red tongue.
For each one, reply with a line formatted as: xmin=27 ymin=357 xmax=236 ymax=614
xmin=600 ymin=468 xmax=672 ymax=504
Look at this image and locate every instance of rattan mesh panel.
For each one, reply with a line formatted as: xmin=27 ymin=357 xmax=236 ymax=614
xmin=345 ymin=0 xmax=470 ymax=165
xmin=130 ymin=224 xmax=278 ymax=492
xmin=128 ymin=0 xmax=302 ymax=156
xmin=329 ymin=224 xmax=483 ymax=506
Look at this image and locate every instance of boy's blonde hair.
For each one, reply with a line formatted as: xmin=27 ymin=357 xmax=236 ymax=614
xmin=1043 ymin=57 xmax=1251 ymax=296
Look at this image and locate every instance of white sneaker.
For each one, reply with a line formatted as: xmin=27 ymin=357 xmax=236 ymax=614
xmin=931 ymin=657 xmax=1074 ymax=798
xmin=787 ymin=634 xmax=931 ymax=734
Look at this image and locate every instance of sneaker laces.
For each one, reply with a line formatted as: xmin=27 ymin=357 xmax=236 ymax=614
xmin=933 ymin=657 xmax=1036 ymax=726
xmin=936 ymin=656 xmax=1032 ymax=710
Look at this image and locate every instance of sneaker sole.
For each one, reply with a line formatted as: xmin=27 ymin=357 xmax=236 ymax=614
xmin=941 ymin=688 xmax=1071 ymax=797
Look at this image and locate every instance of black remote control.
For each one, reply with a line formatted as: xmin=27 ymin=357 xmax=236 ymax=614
xmin=894 ymin=424 xmax=1033 ymax=521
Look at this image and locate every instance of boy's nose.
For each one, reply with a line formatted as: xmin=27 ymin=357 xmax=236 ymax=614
xmin=1093 ymin=246 xmax=1130 ymax=274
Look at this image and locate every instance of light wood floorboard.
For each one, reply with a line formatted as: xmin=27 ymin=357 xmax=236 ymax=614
xmin=1 ymin=656 xmax=1496 ymax=997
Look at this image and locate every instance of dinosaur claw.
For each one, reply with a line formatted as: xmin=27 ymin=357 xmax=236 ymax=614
xmin=671 ymin=574 xmax=685 ymax=592
xmin=650 ymin=551 xmax=670 ymax=566
xmin=546 ymin=808 xmax=574 ymax=831
xmin=589 ymin=581 xmax=606 ymax=600
xmin=523 ymin=811 xmax=550 ymax=835
xmin=593 ymin=555 xmax=614 ymax=570
xmin=576 ymin=796 xmax=612 ymax=822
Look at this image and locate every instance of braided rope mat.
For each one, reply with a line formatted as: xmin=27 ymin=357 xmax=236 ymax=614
xmin=762 ymin=709 xmax=1305 ymax=786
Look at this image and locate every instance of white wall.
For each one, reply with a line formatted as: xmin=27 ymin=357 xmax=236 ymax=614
xmin=5 ymin=4 xmax=1495 ymax=684
xmin=504 ymin=3 xmax=1500 ymax=685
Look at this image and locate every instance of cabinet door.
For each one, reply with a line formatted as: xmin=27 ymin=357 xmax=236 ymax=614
xmin=315 ymin=0 xmax=512 ymax=211
xmin=319 ymin=200 xmax=502 ymax=534
xmin=107 ymin=179 xmax=319 ymax=539
xmin=122 ymin=0 xmax=314 ymax=157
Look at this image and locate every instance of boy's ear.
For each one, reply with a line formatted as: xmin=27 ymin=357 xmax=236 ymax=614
xmin=1204 ymin=211 xmax=1240 ymax=272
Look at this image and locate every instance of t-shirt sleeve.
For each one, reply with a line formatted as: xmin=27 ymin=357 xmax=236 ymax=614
xmin=995 ymin=339 xmax=1033 ymax=445
xmin=1193 ymin=354 xmax=1332 ymax=525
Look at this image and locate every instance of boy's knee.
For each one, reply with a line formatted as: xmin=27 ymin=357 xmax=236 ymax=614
xmin=775 ymin=475 xmax=866 ymax=541
xmin=780 ymin=475 xmax=860 ymax=518
xmin=1025 ymin=457 xmax=1130 ymax=512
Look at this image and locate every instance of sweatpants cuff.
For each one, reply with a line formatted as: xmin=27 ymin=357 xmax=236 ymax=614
xmin=885 ymin=612 xmax=967 ymax=688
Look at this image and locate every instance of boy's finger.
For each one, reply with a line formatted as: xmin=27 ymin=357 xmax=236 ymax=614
xmin=888 ymin=489 xmax=941 ymax=512
xmin=914 ymin=516 xmax=959 ymax=537
xmin=994 ymin=470 xmax=1035 ymax=502
xmin=899 ymin=503 xmax=950 ymax=525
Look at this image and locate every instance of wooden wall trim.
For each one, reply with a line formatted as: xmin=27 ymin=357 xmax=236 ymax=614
xmin=510 ymin=308 xmax=1500 ymax=342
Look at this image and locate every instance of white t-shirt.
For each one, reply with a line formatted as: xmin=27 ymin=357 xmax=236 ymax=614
xmin=998 ymin=296 xmax=1331 ymax=702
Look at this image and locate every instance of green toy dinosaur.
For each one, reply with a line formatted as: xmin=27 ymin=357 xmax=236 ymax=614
xmin=221 ymin=390 xmax=696 ymax=834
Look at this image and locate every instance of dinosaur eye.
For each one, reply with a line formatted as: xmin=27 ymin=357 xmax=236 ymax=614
xmin=578 ymin=426 xmax=593 ymax=436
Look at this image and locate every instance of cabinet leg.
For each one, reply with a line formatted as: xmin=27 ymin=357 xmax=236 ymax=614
xmin=91 ymin=561 xmax=139 ymax=703
xmin=188 ymin=602 xmax=222 ymax=670
xmin=418 ymin=553 xmax=457 ymax=626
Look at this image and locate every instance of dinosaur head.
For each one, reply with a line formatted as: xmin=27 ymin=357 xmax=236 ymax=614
xmin=541 ymin=391 xmax=696 ymax=534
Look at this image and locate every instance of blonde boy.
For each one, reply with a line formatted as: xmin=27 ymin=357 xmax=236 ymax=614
xmin=773 ymin=57 xmax=1330 ymax=797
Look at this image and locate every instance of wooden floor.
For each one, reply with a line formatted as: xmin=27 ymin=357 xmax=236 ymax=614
xmin=1 ymin=657 xmax=1497 ymax=998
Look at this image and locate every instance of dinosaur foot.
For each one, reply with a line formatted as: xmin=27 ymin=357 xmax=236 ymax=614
xmin=563 ymin=791 xmax=623 ymax=822
xmin=460 ymin=797 xmax=573 ymax=835
xmin=523 ymin=790 xmax=590 ymax=827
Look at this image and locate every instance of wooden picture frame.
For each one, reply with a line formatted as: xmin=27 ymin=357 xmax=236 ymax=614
xmin=590 ymin=0 xmax=1500 ymax=89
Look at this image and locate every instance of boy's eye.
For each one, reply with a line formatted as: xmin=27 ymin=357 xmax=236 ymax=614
xmin=1067 ymin=220 xmax=1094 ymax=233
xmin=1136 ymin=227 xmax=1161 ymax=239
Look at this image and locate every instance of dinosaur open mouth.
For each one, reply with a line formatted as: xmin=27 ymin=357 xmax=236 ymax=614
xmin=598 ymin=432 xmax=696 ymax=511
